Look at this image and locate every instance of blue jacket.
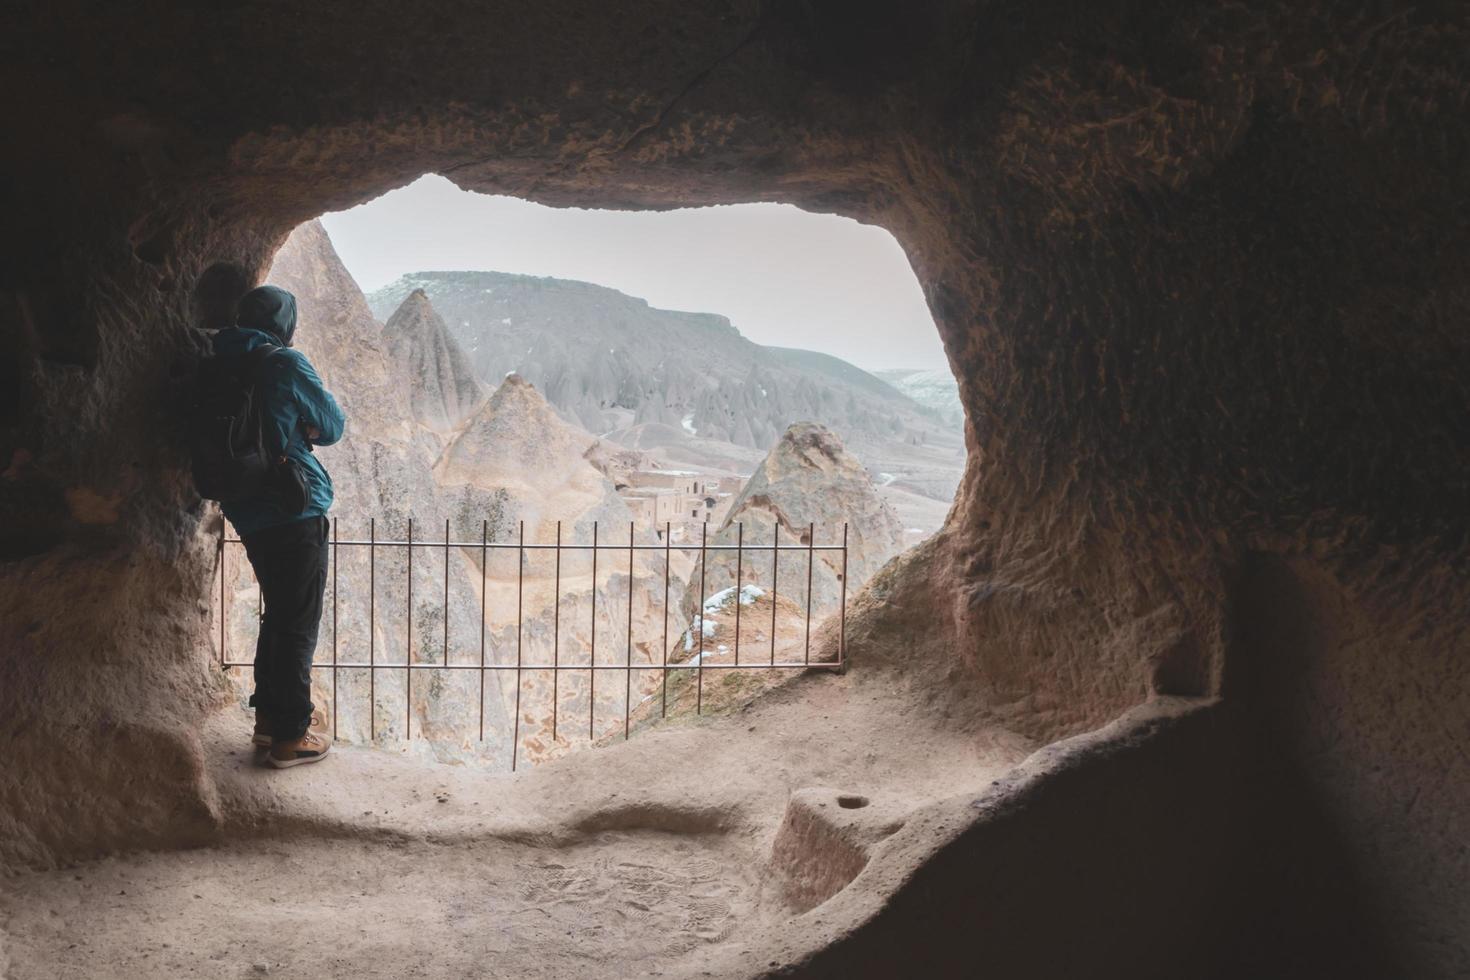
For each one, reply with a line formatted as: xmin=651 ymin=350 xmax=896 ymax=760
xmin=212 ymin=287 xmax=346 ymax=536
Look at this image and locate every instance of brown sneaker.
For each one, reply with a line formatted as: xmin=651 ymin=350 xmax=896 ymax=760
xmin=255 ymin=709 xmax=324 ymax=749
xmin=268 ymin=730 xmax=332 ymax=769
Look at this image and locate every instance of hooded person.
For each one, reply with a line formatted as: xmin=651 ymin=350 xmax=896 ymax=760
xmin=213 ymin=284 xmax=346 ymax=768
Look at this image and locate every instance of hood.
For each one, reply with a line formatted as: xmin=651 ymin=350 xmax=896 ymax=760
xmin=236 ymin=285 xmax=298 ymax=346
xmin=212 ymin=324 xmax=281 ymax=357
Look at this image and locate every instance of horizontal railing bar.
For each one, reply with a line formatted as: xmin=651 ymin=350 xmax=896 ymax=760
xmin=224 ymin=537 xmax=844 ymax=552
xmin=221 ymin=660 xmax=841 ymax=671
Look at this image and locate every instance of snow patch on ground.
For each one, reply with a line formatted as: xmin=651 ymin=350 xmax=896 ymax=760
xmin=682 ymin=614 xmax=721 ymax=653
xmin=681 ymin=413 xmax=697 ymax=435
xmin=703 ymin=585 xmax=766 ymax=614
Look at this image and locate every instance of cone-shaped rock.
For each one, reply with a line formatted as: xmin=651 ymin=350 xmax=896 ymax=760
xmin=261 ymin=221 xmax=511 ymax=760
xmin=439 ymin=374 xmax=593 ymax=490
xmin=432 ymin=373 xmax=678 ymax=763
xmin=685 ymin=422 xmax=905 ymax=625
xmin=435 ymin=374 xmax=635 ymax=548
xmin=383 ymin=288 xmax=486 ymax=436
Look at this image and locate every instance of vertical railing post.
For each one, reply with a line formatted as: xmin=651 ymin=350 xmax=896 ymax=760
xmin=804 ymin=522 xmax=815 ymax=667
xmin=406 ymin=516 xmax=413 ymax=740
xmin=696 ymin=521 xmax=707 ymax=715
xmin=369 ymin=517 xmax=376 ymax=741
xmin=332 ymin=516 xmax=338 ymax=739
xmin=218 ymin=521 xmax=226 ymax=669
xmin=479 ymin=519 xmax=487 ymax=743
xmin=625 ymin=520 xmax=634 ymax=740
xmin=769 ymin=523 xmax=779 ymax=666
xmin=733 ymin=522 xmax=743 ymax=666
xmin=512 ymin=520 xmax=524 ymax=771
xmin=443 ymin=517 xmax=450 ymax=667
xmin=589 ymin=520 xmax=598 ymax=741
xmin=552 ymin=520 xmax=561 ymax=743
xmin=661 ymin=521 xmax=670 ymax=718
xmin=839 ymin=522 xmax=849 ymax=672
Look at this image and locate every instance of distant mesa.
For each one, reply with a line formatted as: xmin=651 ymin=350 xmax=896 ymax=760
xmin=365 ymin=270 xmax=963 ymax=461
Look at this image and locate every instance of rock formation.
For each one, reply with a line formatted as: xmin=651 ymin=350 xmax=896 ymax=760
xmin=371 ymin=272 xmax=965 ymax=539
xmin=437 ymin=374 xmax=607 ymax=506
xmin=381 ymin=289 xmax=485 ymax=438
xmin=684 ymin=422 xmax=905 ymax=630
xmin=367 ymin=272 xmax=960 ymax=462
xmin=3 ymin=3 xmax=1468 ymax=977
xmin=260 ymin=221 xmax=516 ymax=764
xmin=250 ymin=224 xmax=687 ymax=767
xmin=434 ymin=373 xmax=686 ymax=762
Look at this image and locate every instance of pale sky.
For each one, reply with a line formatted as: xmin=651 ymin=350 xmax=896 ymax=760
xmin=320 ymin=175 xmax=947 ymax=371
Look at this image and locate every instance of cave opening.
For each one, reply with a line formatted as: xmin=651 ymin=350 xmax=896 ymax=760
xmin=5 ymin=2 xmax=1467 ymax=977
xmin=206 ymin=176 xmax=969 ymax=771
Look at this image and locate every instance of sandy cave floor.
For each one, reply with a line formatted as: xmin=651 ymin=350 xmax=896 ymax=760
xmin=0 ymin=670 xmax=1033 ymax=979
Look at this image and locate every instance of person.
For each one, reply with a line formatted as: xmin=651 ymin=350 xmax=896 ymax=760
xmin=214 ymin=285 xmax=345 ymax=768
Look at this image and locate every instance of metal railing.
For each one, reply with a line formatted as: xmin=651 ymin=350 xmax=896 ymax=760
xmin=217 ymin=518 xmax=849 ymax=769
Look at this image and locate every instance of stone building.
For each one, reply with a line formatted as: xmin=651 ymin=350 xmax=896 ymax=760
xmin=619 ymin=470 xmax=734 ymax=536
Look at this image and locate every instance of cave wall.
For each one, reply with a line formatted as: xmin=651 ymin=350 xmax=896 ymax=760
xmin=1 ymin=0 xmax=1466 ymax=973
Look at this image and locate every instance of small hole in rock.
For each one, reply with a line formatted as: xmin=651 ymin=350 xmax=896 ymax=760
xmin=837 ymin=794 xmax=869 ymax=809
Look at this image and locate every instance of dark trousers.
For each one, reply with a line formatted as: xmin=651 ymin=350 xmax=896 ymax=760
xmin=241 ymin=515 xmax=328 ymax=740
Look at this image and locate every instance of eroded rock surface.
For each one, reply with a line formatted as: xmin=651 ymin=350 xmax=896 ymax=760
xmin=381 ymin=289 xmax=486 ymax=438
xmin=435 ymin=372 xmax=685 ymax=763
xmin=686 ymin=422 xmax=905 ymax=624
xmin=1 ymin=2 xmax=1467 ymax=977
xmin=241 ymin=225 xmax=688 ymax=767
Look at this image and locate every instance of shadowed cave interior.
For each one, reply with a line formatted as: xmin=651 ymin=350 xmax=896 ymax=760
xmin=1 ymin=2 xmax=1467 ymax=978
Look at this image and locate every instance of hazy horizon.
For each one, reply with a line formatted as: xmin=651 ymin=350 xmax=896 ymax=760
xmin=320 ymin=175 xmax=949 ymax=372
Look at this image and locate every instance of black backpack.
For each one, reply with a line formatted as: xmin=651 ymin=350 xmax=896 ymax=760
xmin=189 ymin=344 xmax=281 ymax=502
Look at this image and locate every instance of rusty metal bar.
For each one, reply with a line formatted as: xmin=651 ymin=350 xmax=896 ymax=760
xmin=443 ymin=517 xmax=450 ymax=667
xmin=478 ymin=519 xmax=487 ymax=743
xmin=696 ymin=520 xmax=707 ymax=715
xmin=733 ymin=522 xmax=743 ymax=667
xmin=369 ymin=517 xmax=376 ymax=740
xmin=332 ymin=516 xmax=338 ymax=739
xmin=406 ymin=516 xmax=414 ymax=740
xmin=219 ymin=521 xmax=226 ymax=668
xmin=227 ymin=534 xmax=840 ymax=553
xmin=589 ymin=520 xmax=597 ymax=742
xmin=219 ymin=519 xmax=852 ymax=755
xmin=770 ymin=522 xmax=778 ymax=666
xmin=552 ymin=519 xmax=561 ymax=743
xmin=804 ymin=521 xmax=814 ymax=667
xmin=625 ymin=520 xmax=634 ymax=740
xmin=513 ymin=520 xmax=524 ymax=771
xmin=661 ymin=520 xmax=670 ymax=719
xmin=839 ymin=522 xmax=849 ymax=669
xmin=228 ymin=659 xmax=844 ymax=672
